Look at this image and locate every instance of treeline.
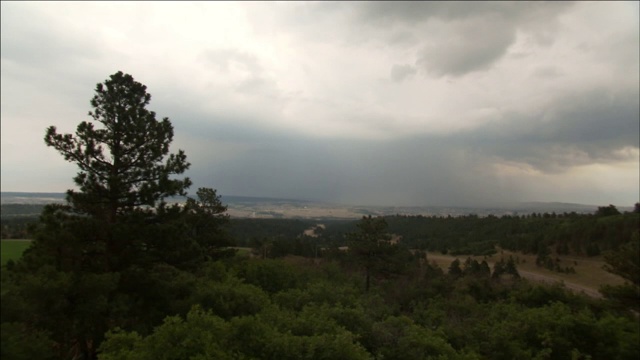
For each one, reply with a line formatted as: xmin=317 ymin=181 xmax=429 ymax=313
xmin=384 ymin=205 xmax=640 ymax=257
xmin=1 ymin=216 xmax=38 ymax=239
xmin=0 ymin=204 xmax=46 ymax=216
xmin=228 ymin=218 xmax=318 ymax=247
xmin=224 ymin=205 xmax=639 ymax=260
xmin=4 ymin=205 xmax=639 ymax=262
xmin=1 ymin=204 xmax=43 ymax=239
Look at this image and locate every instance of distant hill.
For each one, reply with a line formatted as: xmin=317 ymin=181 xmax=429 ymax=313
xmin=0 ymin=192 xmax=632 ymax=219
xmin=491 ymin=201 xmax=603 ymax=214
xmin=219 ymin=195 xmax=314 ymax=205
xmin=1 ymin=192 xmax=66 ymax=205
xmin=0 ymin=192 xmax=312 ymax=205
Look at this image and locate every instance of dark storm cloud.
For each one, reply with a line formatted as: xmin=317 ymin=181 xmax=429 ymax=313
xmin=168 ymin=105 xmax=504 ymax=206
xmin=182 ymin=129 xmax=536 ymax=207
xmin=458 ymin=88 xmax=640 ymax=172
xmin=177 ymin=81 xmax=638 ymax=206
xmin=176 ymin=111 xmax=293 ymax=144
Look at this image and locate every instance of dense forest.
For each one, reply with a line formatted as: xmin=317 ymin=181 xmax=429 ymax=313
xmin=2 ymin=72 xmax=638 ymax=360
xmin=8 ymin=208 xmax=638 ymax=266
xmin=229 ymin=207 xmax=640 ymax=277
xmin=3 ymin=214 xmax=640 ymax=359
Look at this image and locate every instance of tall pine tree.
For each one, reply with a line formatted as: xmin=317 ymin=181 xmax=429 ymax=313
xmin=45 ymin=71 xmax=192 ymax=221
xmin=43 ymin=71 xmax=193 ymax=271
xmin=347 ymin=215 xmax=392 ymax=292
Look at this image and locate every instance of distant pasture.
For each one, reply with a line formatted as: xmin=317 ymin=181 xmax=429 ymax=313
xmin=1 ymin=239 xmax=31 ymax=265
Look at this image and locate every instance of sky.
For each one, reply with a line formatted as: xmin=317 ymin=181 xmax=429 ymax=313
xmin=1 ymin=1 xmax=638 ymax=207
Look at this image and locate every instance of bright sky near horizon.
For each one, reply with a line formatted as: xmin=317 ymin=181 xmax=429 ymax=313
xmin=1 ymin=1 xmax=638 ymax=207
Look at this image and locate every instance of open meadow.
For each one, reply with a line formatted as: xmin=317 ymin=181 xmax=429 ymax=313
xmin=1 ymin=239 xmax=32 ymax=265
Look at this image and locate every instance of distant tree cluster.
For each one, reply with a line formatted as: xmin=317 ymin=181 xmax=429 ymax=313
xmin=1 ymin=217 xmax=36 ymax=239
xmin=377 ymin=208 xmax=638 ymax=259
xmin=1 ymin=204 xmax=44 ymax=239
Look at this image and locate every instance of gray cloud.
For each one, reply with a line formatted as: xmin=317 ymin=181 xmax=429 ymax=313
xmin=0 ymin=4 xmax=102 ymax=69
xmin=349 ymin=2 xmax=505 ymax=24
xmin=245 ymin=2 xmax=577 ymax=78
xmin=342 ymin=1 xmax=575 ymax=76
xmin=347 ymin=2 xmax=574 ymax=33
xmin=531 ymin=66 xmax=564 ymax=79
xmin=390 ymin=64 xmax=417 ymax=82
xmin=200 ymin=49 xmax=263 ymax=74
xmin=416 ymin=16 xmax=516 ymax=76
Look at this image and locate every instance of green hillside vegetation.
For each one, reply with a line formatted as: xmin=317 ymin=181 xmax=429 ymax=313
xmin=1 ymin=240 xmax=32 ymax=266
xmin=2 ymin=72 xmax=638 ymax=360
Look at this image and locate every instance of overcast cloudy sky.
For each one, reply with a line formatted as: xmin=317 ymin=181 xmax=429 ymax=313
xmin=1 ymin=1 xmax=638 ymax=207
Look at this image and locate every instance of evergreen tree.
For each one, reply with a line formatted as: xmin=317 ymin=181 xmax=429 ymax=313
xmin=448 ymin=258 xmax=462 ymax=277
xmin=347 ymin=216 xmax=392 ymax=292
xmin=595 ymin=205 xmax=621 ymax=217
xmin=44 ymin=71 xmax=191 ymax=222
xmin=505 ymin=256 xmax=520 ymax=278
xmin=492 ymin=258 xmax=505 ymax=279
xmin=43 ymin=71 xmax=193 ymax=271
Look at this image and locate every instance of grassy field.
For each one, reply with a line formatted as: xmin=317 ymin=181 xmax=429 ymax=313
xmin=425 ymin=249 xmax=626 ymax=297
xmin=1 ymin=239 xmax=32 ymax=265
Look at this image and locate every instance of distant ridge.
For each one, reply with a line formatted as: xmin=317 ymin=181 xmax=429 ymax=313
xmin=495 ymin=201 xmax=602 ymax=211
xmin=0 ymin=192 xmax=312 ymax=205
xmin=518 ymin=201 xmax=600 ymax=208
xmin=1 ymin=192 xmax=66 ymax=205
xmin=1 ymin=192 xmax=632 ymax=217
xmin=1 ymin=192 xmax=67 ymax=198
xmin=220 ymin=195 xmax=313 ymax=204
